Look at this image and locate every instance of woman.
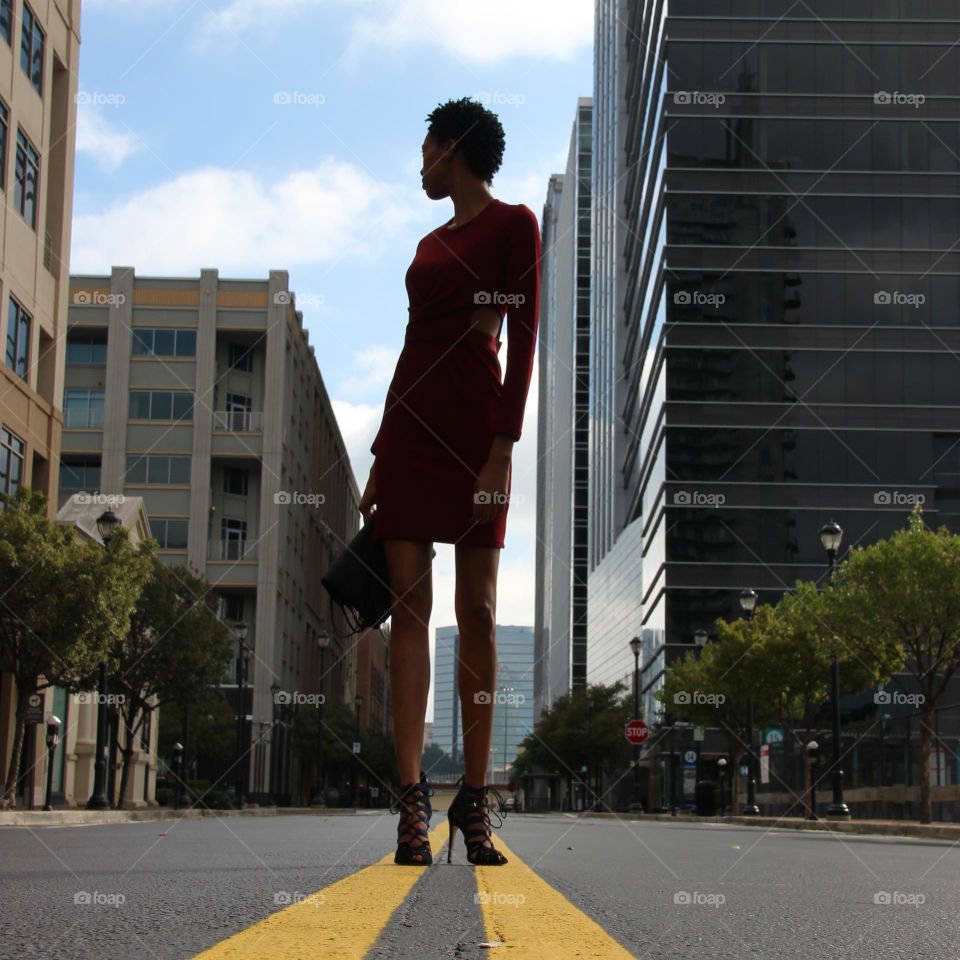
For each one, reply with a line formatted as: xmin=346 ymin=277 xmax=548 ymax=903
xmin=358 ymin=96 xmax=541 ymax=867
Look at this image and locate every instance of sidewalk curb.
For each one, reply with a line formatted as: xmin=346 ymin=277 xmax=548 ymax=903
xmin=0 ymin=806 xmax=369 ymax=827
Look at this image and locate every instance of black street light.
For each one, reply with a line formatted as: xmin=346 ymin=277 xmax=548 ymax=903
xmin=879 ymin=711 xmax=891 ymax=787
xmin=172 ymin=742 xmax=184 ymax=810
xmin=312 ymin=629 xmax=331 ymax=806
xmin=586 ymin=696 xmax=595 ymax=811
xmin=629 ymin=636 xmax=643 ymax=812
xmin=87 ymin=509 xmax=121 ymax=810
xmin=738 ymin=588 xmax=761 ymax=816
xmin=820 ymin=519 xmax=851 ymax=820
xmin=43 ymin=714 xmax=61 ymax=811
xmin=234 ymin=621 xmax=250 ymax=809
xmin=270 ymin=681 xmax=281 ymax=803
xmin=717 ymin=757 xmax=728 ymax=815
xmin=353 ymin=694 xmax=364 ymax=808
xmin=806 ymin=740 xmax=820 ymax=820
xmin=693 ymin=629 xmax=708 ymax=782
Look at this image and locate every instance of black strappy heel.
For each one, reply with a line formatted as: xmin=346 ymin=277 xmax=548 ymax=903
xmin=391 ymin=778 xmax=434 ymax=865
xmin=446 ymin=780 xmax=509 ymax=865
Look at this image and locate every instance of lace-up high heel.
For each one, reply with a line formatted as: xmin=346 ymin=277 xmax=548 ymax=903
xmin=446 ymin=781 xmax=509 ymax=865
xmin=391 ymin=778 xmax=434 ymax=865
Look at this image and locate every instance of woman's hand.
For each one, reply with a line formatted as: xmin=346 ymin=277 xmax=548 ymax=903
xmin=472 ymin=454 xmax=511 ymax=524
xmin=358 ymin=463 xmax=377 ymax=517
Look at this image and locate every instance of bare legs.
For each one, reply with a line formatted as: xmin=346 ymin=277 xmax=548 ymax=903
xmin=454 ymin=543 xmax=500 ymax=787
xmin=384 ymin=539 xmax=433 ymax=785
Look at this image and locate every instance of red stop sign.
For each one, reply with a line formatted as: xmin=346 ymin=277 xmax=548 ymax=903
xmin=625 ymin=720 xmax=649 ymax=745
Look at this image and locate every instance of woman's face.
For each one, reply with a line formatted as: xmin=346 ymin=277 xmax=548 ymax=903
xmin=420 ymin=132 xmax=455 ymax=200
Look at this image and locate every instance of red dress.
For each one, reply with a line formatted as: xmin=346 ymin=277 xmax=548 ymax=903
xmin=370 ymin=198 xmax=542 ymax=548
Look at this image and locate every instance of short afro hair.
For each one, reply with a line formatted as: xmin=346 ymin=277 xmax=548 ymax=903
xmin=425 ymin=97 xmax=505 ymax=184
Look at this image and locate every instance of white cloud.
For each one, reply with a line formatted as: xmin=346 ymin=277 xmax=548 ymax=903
xmin=194 ymin=0 xmax=592 ymax=62
xmin=70 ymin=158 xmax=421 ymax=274
xmin=76 ymin=105 xmax=145 ymax=173
xmin=337 ymin=345 xmax=399 ymax=400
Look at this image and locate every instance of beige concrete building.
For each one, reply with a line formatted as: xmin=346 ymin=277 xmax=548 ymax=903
xmin=0 ymin=0 xmax=83 ymax=805
xmin=59 ymin=267 xmax=361 ymax=805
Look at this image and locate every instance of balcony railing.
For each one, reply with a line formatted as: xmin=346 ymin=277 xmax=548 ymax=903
xmin=213 ymin=410 xmax=263 ymax=433
xmin=208 ymin=539 xmax=258 ymax=562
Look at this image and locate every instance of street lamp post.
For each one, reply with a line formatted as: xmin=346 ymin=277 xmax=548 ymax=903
xmin=234 ymin=622 xmax=250 ymax=809
xmin=820 ymin=519 xmax=851 ymax=820
xmin=87 ymin=509 xmax=121 ymax=810
xmin=738 ymin=588 xmax=761 ymax=816
xmin=501 ymin=685 xmax=515 ymax=784
xmin=806 ymin=740 xmax=820 ymax=820
xmin=717 ymin=757 xmax=728 ymax=815
xmin=353 ymin=694 xmax=363 ymax=808
xmin=629 ymin=636 xmax=643 ymax=812
xmin=879 ymin=712 xmax=891 ymax=787
xmin=586 ymin=697 xmax=595 ymax=811
xmin=693 ymin=630 xmax=708 ymax=783
xmin=172 ymin=742 xmax=184 ymax=810
xmin=43 ymin=715 xmax=61 ymax=811
xmin=312 ymin=630 xmax=330 ymax=805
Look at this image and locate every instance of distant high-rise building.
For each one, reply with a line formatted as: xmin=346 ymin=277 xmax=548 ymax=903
xmin=433 ymin=625 xmax=535 ymax=778
xmin=535 ymin=98 xmax=593 ymax=719
xmin=60 ymin=268 xmax=360 ymax=805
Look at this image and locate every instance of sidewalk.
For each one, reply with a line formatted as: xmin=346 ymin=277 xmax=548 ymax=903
xmin=0 ymin=805 xmax=370 ymax=827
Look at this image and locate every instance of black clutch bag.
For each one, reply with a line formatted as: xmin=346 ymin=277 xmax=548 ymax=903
xmin=322 ymin=511 xmax=392 ymax=633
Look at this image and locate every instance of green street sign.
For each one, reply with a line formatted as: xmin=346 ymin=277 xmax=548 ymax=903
xmin=763 ymin=727 xmax=785 ymax=746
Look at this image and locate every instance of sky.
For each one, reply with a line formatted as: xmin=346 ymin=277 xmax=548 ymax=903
xmin=72 ymin=0 xmax=596 ymax=719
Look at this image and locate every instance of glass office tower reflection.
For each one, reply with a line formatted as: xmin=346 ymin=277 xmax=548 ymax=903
xmin=589 ymin=0 xmax=960 ymax=711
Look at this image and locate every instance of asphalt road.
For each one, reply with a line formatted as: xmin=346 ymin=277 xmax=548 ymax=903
xmin=1 ymin=811 xmax=958 ymax=959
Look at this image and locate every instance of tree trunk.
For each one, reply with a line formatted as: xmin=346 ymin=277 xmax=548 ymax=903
xmin=919 ymin=710 xmax=933 ymax=824
xmin=116 ymin=705 xmax=139 ymax=809
xmin=1 ymin=689 xmax=30 ymax=808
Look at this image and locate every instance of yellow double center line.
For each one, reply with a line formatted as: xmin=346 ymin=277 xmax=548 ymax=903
xmin=194 ymin=822 xmax=636 ymax=959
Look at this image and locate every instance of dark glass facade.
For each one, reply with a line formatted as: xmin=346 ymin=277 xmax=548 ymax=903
xmin=622 ymin=2 xmax=960 ymax=683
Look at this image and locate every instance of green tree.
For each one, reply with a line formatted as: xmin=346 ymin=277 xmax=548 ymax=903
xmin=0 ymin=488 xmax=151 ymax=807
xmin=421 ymin=742 xmax=462 ymax=776
xmin=831 ymin=506 xmax=960 ymax=824
xmin=107 ymin=559 xmax=235 ymax=807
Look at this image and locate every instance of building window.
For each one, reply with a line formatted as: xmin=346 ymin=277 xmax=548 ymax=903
xmin=14 ymin=127 xmax=39 ymax=228
xmin=128 ymin=390 xmax=193 ymax=421
xmin=59 ymin=459 xmax=101 ymax=491
xmin=66 ymin=334 xmax=107 ymax=364
xmin=219 ymin=594 xmax=244 ymax=622
xmin=223 ymin=466 xmax=248 ymax=496
xmin=124 ymin=454 xmax=191 ymax=485
xmin=221 ymin=518 xmax=248 ymax=560
xmin=5 ymin=296 xmax=30 ymax=381
xmin=0 ymin=99 xmax=8 ymax=191
xmin=132 ymin=328 xmax=197 ymax=357
xmin=228 ymin=342 xmax=253 ymax=371
xmin=63 ymin=389 xmax=104 ymax=428
xmin=0 ymin=0 xmax=11 ymax=45
xmin=20 ymin=3 xmax=43 ymax=96
xmin=152 ymin=517 xmax=188 ymax=549
xmin=0 ymin=424 xmax=24 ymax=497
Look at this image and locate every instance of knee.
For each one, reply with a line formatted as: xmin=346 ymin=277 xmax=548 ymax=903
xmin=455 ymin=595 xmax=496 ymax=637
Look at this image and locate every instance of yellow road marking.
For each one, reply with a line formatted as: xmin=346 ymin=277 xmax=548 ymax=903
xmin=192 ymin=821 xmax=450 ymax=959
xmin=475 ymin=836 xmax=636 ymax=959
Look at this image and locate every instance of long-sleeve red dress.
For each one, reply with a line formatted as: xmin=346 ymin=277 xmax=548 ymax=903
xmin=370 ymin=197 xmax=542 ymax=548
